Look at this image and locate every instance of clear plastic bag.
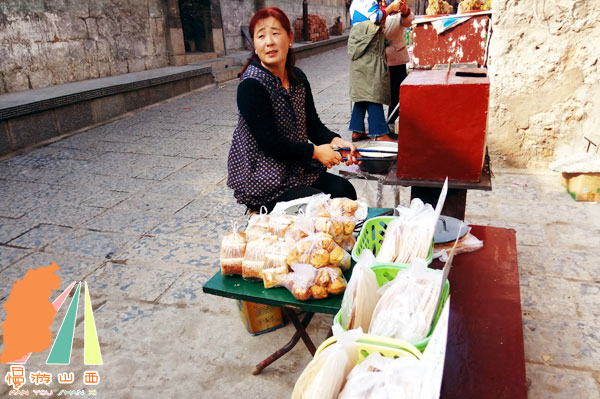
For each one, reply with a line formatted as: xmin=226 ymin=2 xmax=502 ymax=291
xmin=281 ymin=263 xmax=347 ymax=301
xmin=434 ymin=229 xmax=484 ymax=262
xmin=286 ymin=232 xmax=351 ymax=270
xmin=245 ymin=207 xmax=271 ymax=242
xmin=267 ymin=212 xmax=296 ymax=238
xmin=369 ymin=259 xmax=442 ymax=343
xmin=262 ymin=238 xmax=293 ymax=288
xmin=292 ymin=325 xmax=362 ymax=399
xmin=220 ymin=222 xmax=247 ymax=276
xmin=241 ymin=233 xmax=277 ymax=280
xmin=376 ymin=199 xmax=437 ymax=264
xmin=339 ymin=250 xmax=380 ymax=331
xmin=285 ymin=212 xmax=317 ymax=242
xmin=339 ymin=352 xmax=435 ymax=399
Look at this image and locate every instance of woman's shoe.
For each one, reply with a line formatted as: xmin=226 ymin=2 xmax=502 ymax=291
xmin=352 ymin=132 xmax=369 ymax=142
xmin=374 ymin=134 xmax=398 ymax=142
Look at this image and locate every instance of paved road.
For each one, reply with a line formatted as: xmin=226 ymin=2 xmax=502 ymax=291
xmin=1 ymin=46 xmax=599 ymax=398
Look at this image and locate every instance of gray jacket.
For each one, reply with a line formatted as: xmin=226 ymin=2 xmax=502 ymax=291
xmin=348 ymin=21 xmax=390 ymax=105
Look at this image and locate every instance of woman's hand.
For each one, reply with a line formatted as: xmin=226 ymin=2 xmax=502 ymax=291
xmin=313 ymin=143 xmax=342 ymax=168
xmin=331 ymin=137 xmax=361 ymax=166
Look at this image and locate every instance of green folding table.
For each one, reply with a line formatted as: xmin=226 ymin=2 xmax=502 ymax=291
xmin=202 ymin=208 xmax=391 ymax=374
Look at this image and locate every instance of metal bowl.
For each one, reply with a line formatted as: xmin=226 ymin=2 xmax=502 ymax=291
xmin=356 ymin=141 xmax=397 ymax=174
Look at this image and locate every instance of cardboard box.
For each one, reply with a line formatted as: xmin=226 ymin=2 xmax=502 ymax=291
xmin=561 ymin=172 xmax=600 ymax=201
xmin=237 ymin=300 xmax=284 ymax=336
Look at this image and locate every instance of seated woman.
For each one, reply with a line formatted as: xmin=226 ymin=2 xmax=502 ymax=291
xmin=228 ymin=7 xmax=360 ymax=213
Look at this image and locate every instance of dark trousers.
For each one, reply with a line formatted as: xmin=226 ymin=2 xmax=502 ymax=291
xmin=387 ymin=64 xmax=408 ymax=124
xmin=248 ymin=172 xmax=357 ymax=212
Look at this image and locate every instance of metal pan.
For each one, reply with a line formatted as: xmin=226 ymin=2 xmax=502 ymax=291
xmin=355 ymin=141 xmax=398 ymax=174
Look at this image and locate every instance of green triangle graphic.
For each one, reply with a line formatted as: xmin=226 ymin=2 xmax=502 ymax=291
xmin=46 ymin=282 xmax=81 ymax=365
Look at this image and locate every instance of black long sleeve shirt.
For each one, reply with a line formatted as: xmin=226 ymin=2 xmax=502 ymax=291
xmin=236 ymin=65 xmax=340 ymax=162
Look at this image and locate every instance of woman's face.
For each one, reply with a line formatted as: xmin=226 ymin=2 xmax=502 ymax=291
xmin=253 ymin=16 xmax=292 ymax=71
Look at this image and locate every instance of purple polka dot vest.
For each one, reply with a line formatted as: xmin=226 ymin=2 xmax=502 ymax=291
xmin=227 ymin=64 xmax=325 ymax=206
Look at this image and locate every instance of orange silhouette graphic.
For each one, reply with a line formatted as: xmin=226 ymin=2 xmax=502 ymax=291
xmin=1 ymin=262 xmax=61 ymax=363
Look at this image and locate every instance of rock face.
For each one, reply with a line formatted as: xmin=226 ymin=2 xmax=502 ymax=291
xmin=487 ymin=0 xmax=600 ymax=168
xmin=0 ymin=0 xmax=170 ymax=94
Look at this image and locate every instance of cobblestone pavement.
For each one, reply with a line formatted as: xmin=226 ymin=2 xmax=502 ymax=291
xmin=1 ymin=46 xmax=599 ymax=398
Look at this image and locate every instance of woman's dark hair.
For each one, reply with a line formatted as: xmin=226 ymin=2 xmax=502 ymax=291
xmin=241 ymin=7 xmax=296 ymax=79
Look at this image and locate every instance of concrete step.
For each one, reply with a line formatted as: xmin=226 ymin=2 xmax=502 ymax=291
xmin=212 ymin=65 xmax=243 ymax=83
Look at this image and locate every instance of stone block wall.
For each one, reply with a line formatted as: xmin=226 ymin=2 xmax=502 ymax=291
xmin=267 ymin=0 xmax=347 ymax=38
xmin=220 ymin=0 xmax=256 ymax=52
xmin=220 ymin=0 xmax=346 ymax=52
xmin=487 ymin=0 xmax=600 ymax=168
xmin=0 ymin=0 xmax=170 ymax=95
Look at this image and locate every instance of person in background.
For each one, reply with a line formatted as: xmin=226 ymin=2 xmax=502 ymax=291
xmin=227 ymin=8 xmax=360 ymax=213
xmin=348 ymin=0 xmax=405 ymax=142
xmin=384 ymin=0 xmax=414 ymax=132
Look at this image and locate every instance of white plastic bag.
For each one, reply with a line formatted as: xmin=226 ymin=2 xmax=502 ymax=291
xmin=279 ymin=263 xmax=347 ymax=301
xmin=220 ymin=221 xmax=247 ymax=276
xmin=369 ymin=259 xmax=442 ymax=343
xmin=339 ymin=352 xmax=436 ymax=399
xmin=375 ymin=199 xmax=437 ymax=264
xmin=292 ymin=325 xmax=362 ymax=399
xmin=339 ymin=250 xmax=380 ymax=331
xmin=245 ymin=207 xmax=271 ymax=242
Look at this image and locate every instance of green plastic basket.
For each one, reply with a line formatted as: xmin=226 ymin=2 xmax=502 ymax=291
xmin=315 ymin=333 xmax=422 ymax=363
xmin=352 ymin=216 xmax=434 ymax=266
xmin=333 ymin=264 xmax=450 ymax=352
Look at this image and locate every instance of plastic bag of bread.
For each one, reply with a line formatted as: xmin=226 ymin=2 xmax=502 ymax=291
xmin=376 ymin=199 xmax=437 ymax=264
xmin=339 ymin=234 xmax=356 ymax=253
xmin=281 ymin=263 xmax=347 ymax=300
xmin=339 ymin=250 xmax=380 ymax=331
xmin=339 ymin=352 xmax=434 ymax=399
xmin=241 ymin=233 xmax=277 ymax=280
xmin=306 ymin=195 xmax=365 ymax=252
xmin=292 ymin=325 xmax=361 ymax=399
xmin=220 ymin=222 xmax=247 ymax=276
xmin=286 ymin=232 xmax=351 ymax=270
xmin=262 ymin=238 xmax=293 ymax=288
xmin=285 ymin=213 xmax=316 ymax=242
xmin=267 ymin=212 xmax=296 ymax=238
xmin=306 ymin=195 xmax=367 ymax=225
xmin=375 ymin=217 xmax=404 ymax=263
xmin=283 ymin=262 xmax=318 ymax=301
xmin=369 ymin=259 xmax=443 ymax=343
xmin=305 ymin=193 xmax=333 ymax=218
xmin=245 ymin=208 xmax=271 ymax=242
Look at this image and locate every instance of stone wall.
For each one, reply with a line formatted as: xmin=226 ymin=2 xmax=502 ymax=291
xmin=220 ymin=0 xmax=347 ymax=52
xmin=267 ymin=0 xmax=347 ymax=35
xmin=487 ymin=0 xmax=600 ymax=168
xmin=0 ymin=0 xmax=170 ymax=95
xmin=220 ymin=0 xmax=256 ymax=52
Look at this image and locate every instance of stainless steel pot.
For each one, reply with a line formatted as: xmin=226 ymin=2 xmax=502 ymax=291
xmin=356 ymin=141 xmax=397 ymax=174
